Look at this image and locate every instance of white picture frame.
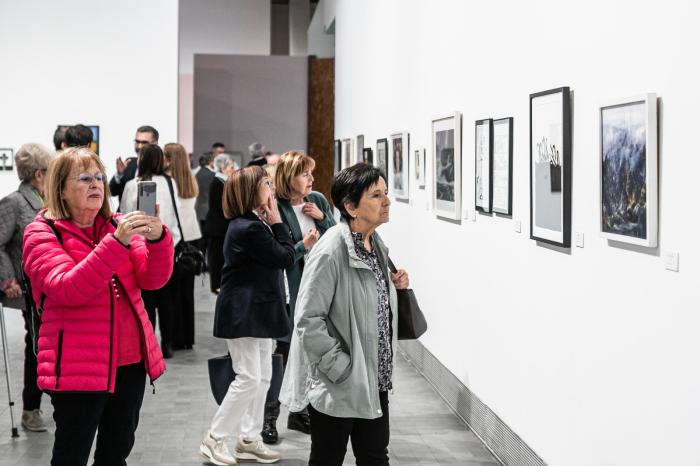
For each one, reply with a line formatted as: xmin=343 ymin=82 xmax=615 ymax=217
xmin=432 ymin=112 xmax=462 ymax=220
xmin=389 ymin=131 xmax=409 ymax=201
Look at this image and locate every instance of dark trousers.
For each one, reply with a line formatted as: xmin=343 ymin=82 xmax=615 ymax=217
xmin=207 ymin=236 xmax=225 ymax=293
xmin=49 ymin=363 xmax=146 ymax=466
xmin=265 ymin=340 xmax=290 ymax=403
xmin=21 ymin=308 xmax=42 ymax=410
xmin=308 ymin=391 xmax=390 ymax=466
xmin=197 ymin=220 xmax=208 ymax=268
xmin=142 ymin=271 xmax=176 ymax=345
xmin=172 ymin=266 xmax=195 ymax=349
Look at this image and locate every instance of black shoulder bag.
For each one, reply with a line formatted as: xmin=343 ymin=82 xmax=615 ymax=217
xmin=388 ymin=258 xmax=427 ymax=340
xmin=164 ymin=176 xmax=205 ymax=276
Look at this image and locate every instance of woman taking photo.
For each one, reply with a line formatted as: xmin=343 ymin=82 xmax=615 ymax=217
xmin=22 ymin=147 xmax=174 ymax=465
xmin=261 ymin=150 xmax=335 ymax=444
xmin=282 ymin=163 xmax=409 ymax=466
xmin=0 ymin=143 xmax=53 ymax=432
xmin=200 ymin=166 xmax=294 ymax=466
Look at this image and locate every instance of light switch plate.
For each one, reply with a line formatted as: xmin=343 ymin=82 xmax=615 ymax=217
xmin=575 ymin=232 xmax=584 ymax=248
xmin=664 ymin=251 xmax=679 ymax=272
xmin=514 ymin=220 xmax=522 ymax=233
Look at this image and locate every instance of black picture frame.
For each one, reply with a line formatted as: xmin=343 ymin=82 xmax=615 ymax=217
xmin=0 ymin=148 xmax=13 ymax=171
xmin=334 ymin=139 xmax=341 ymax=173
xmin=475 ymin=119 xmax=493 ymax=213
xmin=376 ymin=138 xmax=389 ymax=177
xmin=57 ymin=124 xmax=100 ymax=155
xmin=492 ymin=117 xmax=513 ymax=216
xmin=362 ymin=147 xmax=373 ymax=165
xmin=356 ymin=134 xmax=364 ymax=164
xmin=529 ymin=87 xmax=572 ymax=248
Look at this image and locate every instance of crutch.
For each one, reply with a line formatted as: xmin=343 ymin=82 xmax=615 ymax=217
xmin=0 ymin=303 xmax=20 ymax=438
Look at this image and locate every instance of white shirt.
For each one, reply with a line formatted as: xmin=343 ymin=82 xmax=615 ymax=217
xmin=119 ymin=175 xmax=181 ymax=245
xmin=291 ymin=204 xmax=316 ymax=249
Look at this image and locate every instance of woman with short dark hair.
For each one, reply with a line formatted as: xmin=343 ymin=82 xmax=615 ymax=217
xmin=200 ymin=166 xmax=294 ymax=466
xmin=281 ymin=163 xmax=409 ymax=466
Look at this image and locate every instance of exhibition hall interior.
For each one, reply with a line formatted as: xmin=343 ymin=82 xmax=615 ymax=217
xmin=0 ymin=0 xmax=696 ymax=465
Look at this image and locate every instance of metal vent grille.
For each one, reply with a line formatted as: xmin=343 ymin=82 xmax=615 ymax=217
xmin=399 ymin=341 xmax=548 ymax=466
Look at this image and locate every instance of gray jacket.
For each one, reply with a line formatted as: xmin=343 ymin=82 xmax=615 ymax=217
xmin=280 ymin=221 xmax=398 ymax=419
xmin=0 ymin=182 xmax=44 ymax=308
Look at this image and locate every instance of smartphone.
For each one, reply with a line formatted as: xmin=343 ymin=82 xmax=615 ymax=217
xmin=137 ymin=181 xmax=157 ymax=216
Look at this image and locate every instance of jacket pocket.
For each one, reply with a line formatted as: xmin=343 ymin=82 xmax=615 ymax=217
xmin=55 ymin=329 xmax=64 ymax=389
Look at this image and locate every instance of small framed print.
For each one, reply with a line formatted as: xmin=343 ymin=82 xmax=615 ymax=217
xmin=389 ymin=132 xmax=409 ymax=201
xmin=356 ymin=134 xmax=364 ymax=163
xmin=334 ymin=139 xmax=342 ymax=173
xmin=492 ymin=117 xmax=513 ymax=215
xmin=376 ymin=138 xmax=389 ymax=176
xmin=0 ymin=148 xmax=13 ymax=171
xmin=341 ymin=138 xmax=354 ymax=169
xmin=599 ymin=93 xmax=658 ymax=247
xmin=414 ymin=147 xmax=426 ymax=189
xmin=362 ymin=147 xmax=373 ymax=165
xmin=432 ymin=111 xmax=462 ymax=220
xmin=475 ymin=119 xmax=493 ymax=213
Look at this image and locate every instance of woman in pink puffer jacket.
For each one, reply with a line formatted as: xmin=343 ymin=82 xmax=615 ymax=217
xmin=22 ymin=147 xmax=174 ymax=466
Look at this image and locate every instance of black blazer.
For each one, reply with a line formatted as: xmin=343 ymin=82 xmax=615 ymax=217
xmin=109 ymin=157 xmax=138 ymax=202
xmin=204 ymin=177 xmax=229 ymax=239
xmin=213 ymin=212 xmax=295 ymax=339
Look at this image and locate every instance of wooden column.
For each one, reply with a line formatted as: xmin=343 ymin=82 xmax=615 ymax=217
xmin=307 ymin=57 xmax=335 ymax=203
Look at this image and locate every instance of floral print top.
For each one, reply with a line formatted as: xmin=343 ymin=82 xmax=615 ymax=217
xmin=351 ymin=231 xmax=393 ymax=392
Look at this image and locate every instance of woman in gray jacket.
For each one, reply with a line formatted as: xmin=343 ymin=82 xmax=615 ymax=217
xmin=281 ymin=163 xmax=409 ymax=466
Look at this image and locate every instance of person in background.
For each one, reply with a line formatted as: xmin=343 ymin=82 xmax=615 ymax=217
xmin=281 ymin=163 xmax=409 ymax=466
xmin=163 ymin=143 xmax=202 ymax=350
xmin=0 ymin=143 xmax=53 ymax=432
xmin=110 ymin=125 xmax=159 ymax=204
xmin=200 ymin=165 xmax=293 ymax=466
xmin=195 ymin=152 xmax=216 ymax=264
xmin=212 ymin=142 xmax=226 ymax=157
xmin=260 ymin=151 xmax=335 ymax=444
xmin=204 ymin=153 xmax=236 ymax=294
xmin=23 ymin=147 xmax=173 ymax=466
xmin=53 ymin=126 xmax=67 ymax=151
xmin=246 ymin=142 xmax=267 ymax=167
xmin=64 ymin=124 xmax=93 ymax=148
xmin=120 ymin=144 xmax=180 ymax=358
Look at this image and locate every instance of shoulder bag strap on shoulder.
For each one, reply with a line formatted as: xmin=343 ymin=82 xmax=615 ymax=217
xmin=164 ymin=175 xmax=185 ymax=243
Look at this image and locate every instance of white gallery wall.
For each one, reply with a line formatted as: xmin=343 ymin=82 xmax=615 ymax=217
xmin=0 ymin=0 xmax=179 ymax=201
xmin=334 ymin=1 xmax=699 ymax=465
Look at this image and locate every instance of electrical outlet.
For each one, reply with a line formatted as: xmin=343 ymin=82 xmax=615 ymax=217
xmin=664 ymin=251 xmax=679 ymax=272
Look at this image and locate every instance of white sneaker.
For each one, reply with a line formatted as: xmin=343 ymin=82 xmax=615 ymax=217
xmin=235 ymin=438 xmax=281 ymax=463
xmin=21 ymin=409 xmax=47 ymax=432
xmin=200 ymin=431 xmax=237 ymax=465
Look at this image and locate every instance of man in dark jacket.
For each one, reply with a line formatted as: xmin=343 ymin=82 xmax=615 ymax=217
xmin=109 ymin=125 xmax=159 ymax=203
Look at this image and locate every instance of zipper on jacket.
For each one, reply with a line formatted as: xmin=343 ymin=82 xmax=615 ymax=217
xmin=106 ymin=283 xmax=115 ymax=391
xmin=55 ymin=329 xmax=64 ymax=389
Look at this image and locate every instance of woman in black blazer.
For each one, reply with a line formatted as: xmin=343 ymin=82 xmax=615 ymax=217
xmin=200 ymin=166 xmax=294 ymax=466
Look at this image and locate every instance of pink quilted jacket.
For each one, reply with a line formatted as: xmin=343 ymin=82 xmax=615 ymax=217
xmin=22 ymin=211 xmax=173 ymax=393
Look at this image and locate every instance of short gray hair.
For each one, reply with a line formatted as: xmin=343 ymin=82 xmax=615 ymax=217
xmin=15 ymin=143 xmax=53 ymax=182
xmin=213 ymin=153 xmax=235 ymax=173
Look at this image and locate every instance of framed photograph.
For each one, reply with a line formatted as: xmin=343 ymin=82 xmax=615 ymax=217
xmin=58 ymin=124 xmax=100 ymax=154
xmin=334 ymin=139 xmax=342 ymax=173
xmin=599 ymin=94 xmax=658 ymax=247
xmin=376 ymin=138 xmax=389 ymax=176
xmin=341 ymin=138 xmax=354 ymax=169
xmin=356 ymin=135 xmax=364 ymax=163
xmin=362 ymin=147 xmax=373 ymax=165
xmin=432 ymin=112 xmax=462 ymax=220
xmin=492 ymin=117 xmax=513 ymax=215
xmin=390 ymin=132 xmax=409 ymax=201
xmin=0 ymin=148 xmax=13 ymax=171
xmin=530 ymin=87 xmax=572 ymax=247
xmin=475 ymin=119 xmax=493 ymax=213
xmin=414 ymin=147 xmax=426 ymax=189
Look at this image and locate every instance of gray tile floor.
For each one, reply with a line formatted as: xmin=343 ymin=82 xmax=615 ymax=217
xmin=0 ymin=280 xmax=499 ymax=466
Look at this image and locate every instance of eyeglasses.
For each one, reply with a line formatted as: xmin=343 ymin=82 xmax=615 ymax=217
xmin=134 ymin=139 xmax=152 ymax=145
xmin=261 ymin=179 xmax=274 ymax=188
xmin=75 ymin=172 xmax=107 ymax=184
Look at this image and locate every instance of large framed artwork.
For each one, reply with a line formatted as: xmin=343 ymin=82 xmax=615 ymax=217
xmin=376 ymin=138 xmax=389 ymax=176
xmin=362 ymin=147 xmax=373 ymax=165
xmin=414 ymin=147 xmax=426 ymax=189
xmin=390 ymin=132 xmax=409 ymax=201
xmin=57 ymin=124 xmax=100 ymax=154
xmin=492 ymin=117 xmax=513 ymax=215
xmin=475 ymin=119 xmax=493 ymax=213
xmin=530 ymin=87 xmax=572 ymax=247
xmin=356 ymin=135 xmax=364 ymax=163
xmin=432 ymin=112 xmax=462 ymax=220
xmin=0 ymin=148 xmax=13 ymax=170
xmin=334 ymin=139 xmax=342 ymax=173
xmin=599 ymin=94 xmax=658 ymax=247
xmin=341 ymin=138 xmax=354 ymax=169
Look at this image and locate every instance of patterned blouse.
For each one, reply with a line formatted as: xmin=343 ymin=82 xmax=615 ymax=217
xmin=351 ymin=231 xmax=393 ymax=392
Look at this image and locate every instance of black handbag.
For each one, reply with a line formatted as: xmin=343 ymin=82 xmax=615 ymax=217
xmin=165 ymin=176 xmax=205 ymax=276
xmin=388 ymin=258 xmax=427 ymax=340
xmin=207 ymin=352 xmax=285 ymax=405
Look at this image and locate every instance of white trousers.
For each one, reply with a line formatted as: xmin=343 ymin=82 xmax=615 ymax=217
xmin=210 ymin=337 xmax=273 ymax=441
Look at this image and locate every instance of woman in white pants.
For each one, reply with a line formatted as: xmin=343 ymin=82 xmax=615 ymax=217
xmin=200 ymin=166 xmax=295 ymax=465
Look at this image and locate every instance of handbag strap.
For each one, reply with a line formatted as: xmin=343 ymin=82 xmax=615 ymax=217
xmin=164 ymin=175 xmax=185 ymax=244
xmin=387 ymin=257 xmax=397 ymax=274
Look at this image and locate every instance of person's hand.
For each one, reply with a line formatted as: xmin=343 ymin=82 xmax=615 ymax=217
xmin=302 ymin=228 xmax=320 ymax=250
xmin=260 ymin=194 xmax=282 ymax=225
xmin=116 ymin=157 xmax=133 ymax=175
xmin=143 ymin=203 xmax=164 ymax=241
xmin=302 ymin=202 xmax=324 ymax=220
xmin=3 ymin=282 xmax=22 ymax=299
xmin=390 ymin=269 xmax=409 ymax=289
xmin=114 ymin=209 xmax=161 ymax=245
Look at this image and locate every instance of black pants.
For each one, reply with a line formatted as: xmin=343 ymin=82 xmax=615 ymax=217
xmin=142 ymin=271 xmax=176 ymax=345
xmin=172 ymin=266 xmax=195 ymax=349
xmin=21 ymin=308 xmax=42 ymax=410
xmin=49 ymin=363 xmax=146 ymax=466
xmin=308 ymin=391 xmax=390 ymax=466
xmin=207 ymin=236 xmax=225 ymax=293
xmin=265 ymin=340 xmax=290 ymax=403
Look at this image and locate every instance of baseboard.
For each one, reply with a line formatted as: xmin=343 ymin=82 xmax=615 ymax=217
xmin=398 ymin=340 xmax=547 ymax=466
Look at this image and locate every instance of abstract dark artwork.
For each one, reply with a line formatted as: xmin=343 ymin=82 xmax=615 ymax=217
xmin=600 ymin=94 xmax=657 ymax=247
xmin=390 ymin=132 xmax=409 ymax=201
xmin=362 ymin=147 xmax=373 ymax=165
xmin=530 ymin=87 xmax=571 ymax=247
xmin=432 ymin=112 xmax=462 ymax=220
xmin=0 ymin=148 xmax=13 ymax=171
